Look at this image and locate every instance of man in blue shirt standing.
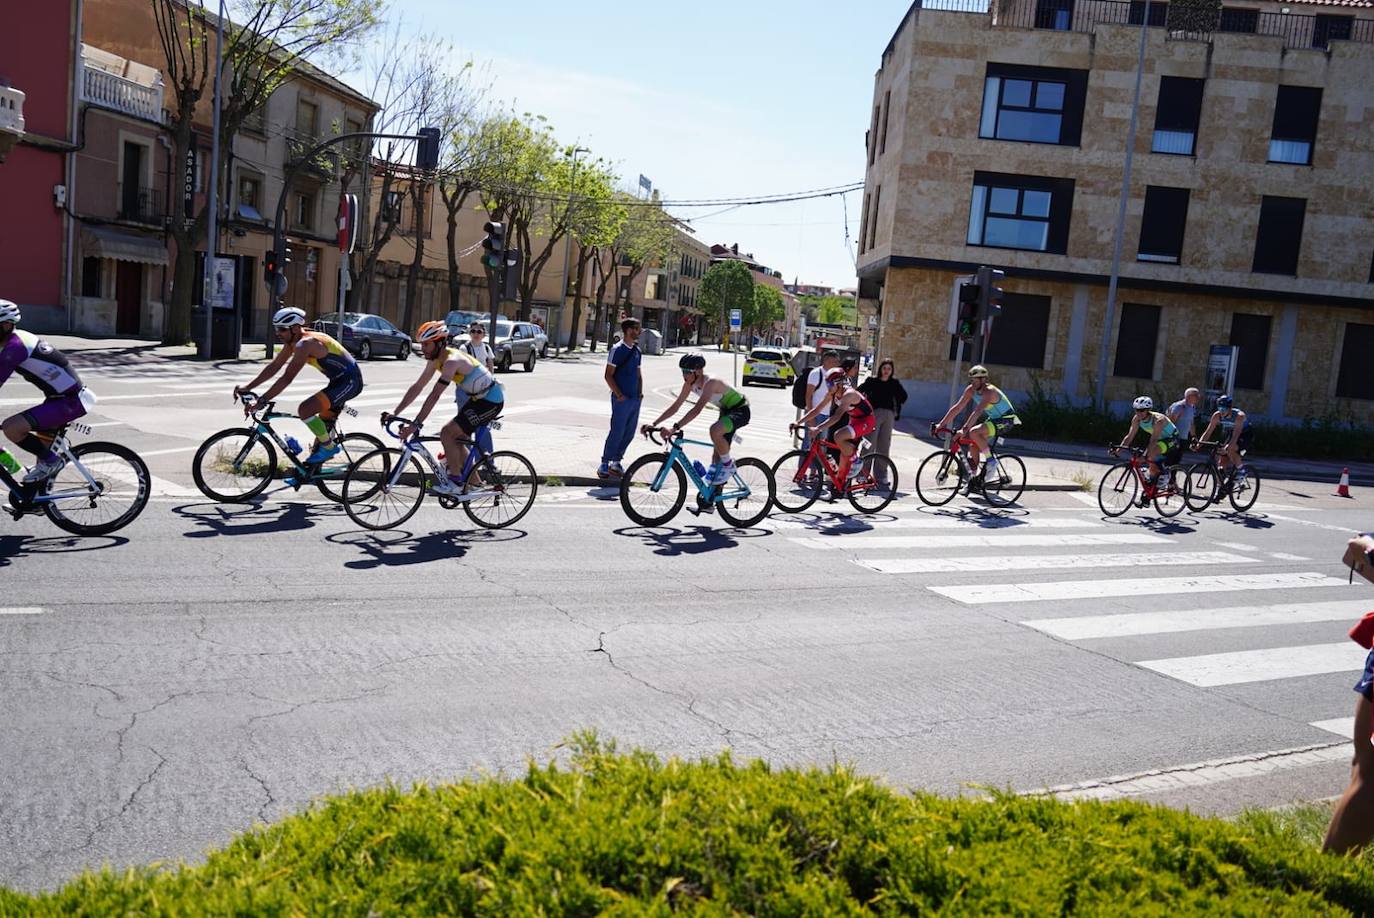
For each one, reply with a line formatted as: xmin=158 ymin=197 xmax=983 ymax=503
xmin=599 ymin=318 xmax=643 ymax=479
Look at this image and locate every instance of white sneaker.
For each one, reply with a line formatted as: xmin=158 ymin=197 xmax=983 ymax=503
xmin=22 ymin=456 xmax=64 ymax=484
xmin=429 ymin=476 xmax=462 ymax=497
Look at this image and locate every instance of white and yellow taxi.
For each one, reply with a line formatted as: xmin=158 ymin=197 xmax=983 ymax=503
xmin=742 ymin=348 xmax=794 ymax=388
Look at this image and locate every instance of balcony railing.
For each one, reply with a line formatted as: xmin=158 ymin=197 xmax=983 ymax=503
xmin=285 ymin=132 xmax=339 ymax=180
xmin=118 ymin=186 xmax=165 ymax=225
xmin=80 ymin=63 xmax=164 ymax=123
xmin=916 ymin=0 xmax=1374 ymax=50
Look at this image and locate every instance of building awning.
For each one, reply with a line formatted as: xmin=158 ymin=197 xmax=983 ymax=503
xmin=81 ymin=225 xmax=167 ymax=266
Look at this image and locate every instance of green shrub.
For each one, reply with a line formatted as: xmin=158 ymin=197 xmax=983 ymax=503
xmin=5 ymin=736 xmax=1374 ymax=915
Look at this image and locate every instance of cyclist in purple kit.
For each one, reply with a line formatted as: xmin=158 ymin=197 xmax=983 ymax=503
xmin=0 ymin=299 xmax=96 ymax=483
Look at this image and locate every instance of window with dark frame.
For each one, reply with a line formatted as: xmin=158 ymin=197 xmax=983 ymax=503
xmin=1313 ymin=14 xmax=1354 ymax=49
xmin=1217 ymin=7 xmax=1259 ymax=32
xmin=1137 ymin=186 xmax=1190 ymax=264
xmin=858 ymin=193 xmax=871 ymax=253
xmin=1229 ymin=313 xmax=1272 ymax=390
xmin=979 ymin=63 xmax=1087 ymax=146
xmin=1035 ymin=0 xmax=1075 ymax=30
xmin=1128 ymin=1 xmax=1168 ymax=25
xmin=868 ymin=104 xmax=880 ymax=165
xmin=1336 ymin=323 xmax=1374 ymax=400
xmin=293 ymin=190 xmax=316 ymax=230
xmin=968 ymin=171 xmax=1075 ymax=254
xmin=946 ymin=293 xmax=1052 ymax=369
xmin=1113 ymin=303 xmax=1162 ymax=379
xmin=1152 ymin=76 xmax=1204 ymax=155
xmin=1268 ymin=85 xmax=1322 ymax=165
xmin=81 ymin=257 xmax=102 ymax=298
xmin=879 ymin=90 xmax=891 ymax=155
xmin=868 ymin=185 xmax=882 ymax=250
xmin=1252 ymin=196 xmax=1306 ymax=276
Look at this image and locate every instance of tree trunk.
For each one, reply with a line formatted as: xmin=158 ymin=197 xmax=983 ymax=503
xmin=164 ymin=228 xmax=197 ymax=345
xmin=402 ymin=180 xmax=427 ymax=333
xmin=567 ymin=244 xmax=589 ymax=351
xmin=440 ymin=183 xmax=470 ymax=310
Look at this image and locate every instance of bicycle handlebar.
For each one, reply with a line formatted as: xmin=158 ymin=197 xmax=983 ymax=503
xmin=381 ymin=413 xmax=419 ymax=440
xmin=640 ymin=425 xmax=682 ymax=447
xmin=1108 ymin=445 xmax=1146 ymax=457
xmin=236 ymin=391 xmax=276 ymax=417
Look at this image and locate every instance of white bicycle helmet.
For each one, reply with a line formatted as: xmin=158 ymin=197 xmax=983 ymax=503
xmin=967 ymin=364 xmax=989 ymax=379
xmin=0 ymin=299 xmax=19 ymax=324
xmin=272 ymin=306 xmax=307 ymax=328
xmin=1132 ymin=396 xmax=1154 ymax=411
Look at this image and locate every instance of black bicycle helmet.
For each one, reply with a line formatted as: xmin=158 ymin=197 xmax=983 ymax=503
xmin=678 ymin=353 xmax=706 ymax=371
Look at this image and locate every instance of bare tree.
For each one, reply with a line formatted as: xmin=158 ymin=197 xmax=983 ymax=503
xmin=153 ymin=0 xmax=382 ymax=344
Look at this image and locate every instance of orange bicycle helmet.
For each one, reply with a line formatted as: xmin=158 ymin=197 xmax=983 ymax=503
xmin=415 ymin=320 xmax=449 ymax=344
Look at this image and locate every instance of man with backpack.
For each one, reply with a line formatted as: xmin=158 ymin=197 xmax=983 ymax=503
xmin=792 ymin=350 xmax=840 ymax=459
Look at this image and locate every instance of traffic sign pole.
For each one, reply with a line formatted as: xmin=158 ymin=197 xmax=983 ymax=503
xmin=729 ymin=308 xmax=742 ymax=387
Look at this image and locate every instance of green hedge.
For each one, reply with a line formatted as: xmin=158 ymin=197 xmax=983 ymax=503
xmin=1016 ymin=375 xmax=1374 ymax=461
xmin=5 ymin=736 xmax=1374 ymax=915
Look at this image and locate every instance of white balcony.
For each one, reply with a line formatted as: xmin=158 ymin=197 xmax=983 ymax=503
xmin=79 ymin=50 xmax=164 ymax=124
xmin=0 ymin=85 xmax=22 ymax=162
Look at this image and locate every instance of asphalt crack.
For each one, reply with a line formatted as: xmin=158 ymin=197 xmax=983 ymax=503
xmin=77 ymin=745 xmax=168 ymax=852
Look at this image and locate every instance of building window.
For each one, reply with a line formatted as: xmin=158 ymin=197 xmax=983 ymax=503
xmin=1137 ymin=186 xmax=1190 ymax=264
xmin=1268 ymin=86 xmax=1321 ymax=165
xmin=237 ymin=171 xmax=263 ymax=221
xmin=1336 ymin=324 xmax=1374 ymax=400
xmin=1113 ymin=304 xmax=1161 ymax=379
xmin=948 ymin=293 xmax=1052 ymax=368
xmin=243 ymin=102 xmax=267 ymax=135
xmin=1152 ymin=76 xmax=1204 ymax=156
xmin=980 ymin=64 xmax=1087 ymax=146
xmin=879 ymin=90 xmax=891 ymax=155
xmin=1218 ymin=7 xmax=1258 ymax=32
xmin=1229 ymin=313 xmax=1272 ymax=390
xmin=382 ymin=190 xmax=403 ymax=225
xmin=293 ymin=190 xmax=316 ymax=231
xmin=858 ymin=193 xmax=871 ymax=253
xmin=967 ymin=171 xmax=1074 ymax=254
xmin=1035 ymin=0 xmax=1075 ymax=30
xmin=1252 ymin=196 xmax=1305 ymax=276
xmin=81 ymin=257 xmax=103 ymax=298
xmin=868 ymin=185 xmax=882 ymax=250
xmin=868 ymin=104 xmax=880 ymax=166
xmin=294 ymin=98 xmax=318 ymax=138
xmin=1128 ymin=1 xmax=1168 ymax=25
xmin=1313 ymin=14 xmax=1354 ymax=49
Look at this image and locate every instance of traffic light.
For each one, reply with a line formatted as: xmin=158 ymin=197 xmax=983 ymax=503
xmin=264 ymin=250 xmax=277 ymax=284
xmin=976 ymin=265 xmax=1005 ymax=321
xmin=416 ymin=127 xmax=441 ymax=171
xmin=502 ymin=248 xmax=522 ymax=300
xmin=482 ymin=221 xmax=507 ymax=270
xmin=957 ymin=280 xmax=979 ymax=339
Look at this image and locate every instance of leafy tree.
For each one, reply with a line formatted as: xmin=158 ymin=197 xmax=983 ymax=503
xmin=153 ymin=0 xmax=382 ymax=344
xmin=698 ymin=260 xmax=755 ymax=349
xmin=563 ymin=167 xmax=622 ymax=351
xmin=748 ymin=284 xmax=785 ymax=340
xmin=585 ymin=192 xmax=676 ymax=351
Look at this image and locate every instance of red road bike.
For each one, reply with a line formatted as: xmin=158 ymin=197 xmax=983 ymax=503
xmin=1097 ymin=445 xmax=1190 ymax=518
xmin=770 ymin=427 xmax=897 ymax=513
xmin=914 ymin=427 xmax=1027 ymax=508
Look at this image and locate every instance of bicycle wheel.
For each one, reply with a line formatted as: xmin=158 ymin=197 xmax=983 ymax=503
xmin=315 ymin=433 xmax=385 ymax=503
xmin=463 ymin=450 xmax=538 ymax=530
xmin=619 ymin=453 xmax=687 ymax=526
xmin=981 ymin=454 xmax=1027 ymax=508
xmin=848 ymin=454 xmax=898 ymax=514
xmin=342 ymin=448 xmax=426 ymax=531
xmin=1154 ymin=466 xmax=1188 ymax=518
xmin=770 ymin=449 xmax=823 ymax=513
xmin=717 ymin=457 xmax=774 ymax=528
xmin=192 ymin=427 xmax=276 ymax=502
xmin=1097 ymin=462 xmax=1138 ymax=517
xmin=42 ymin=442 xmax=150 ymax=536
xmin=914 ymin=450 xmax=963 ymax=507
xmin=1184 ymin=463 xmax=1216 ymax=513
xmin=1229 ymin=467 xmax=1261 ymax=513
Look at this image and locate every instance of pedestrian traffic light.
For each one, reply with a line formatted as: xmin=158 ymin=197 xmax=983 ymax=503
xmin=482 ymin=221 xmax=506 ymax=269
xmin=957 ymin=280 xmax=979 ymax=339
xmin=502 ymin=247 xmax=521 ymax=299
xmin=264 ymin=250 xmax=277 ymax=284
xmin=976 ymin=265 xmax=1005 ymax=321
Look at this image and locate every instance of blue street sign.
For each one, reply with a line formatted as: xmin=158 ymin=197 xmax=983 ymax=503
xmin=729 ymin=309 xmax=742 ymax=329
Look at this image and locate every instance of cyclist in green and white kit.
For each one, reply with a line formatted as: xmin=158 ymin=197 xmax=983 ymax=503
xmin=1117 ymin=395 xmax=1181 ymax=506
xmin=645 ymin=353 xmax=750 ymax=484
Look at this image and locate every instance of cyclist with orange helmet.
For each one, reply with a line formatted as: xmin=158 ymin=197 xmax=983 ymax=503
xmin=384 ymin=320 xmax=505 ymax=496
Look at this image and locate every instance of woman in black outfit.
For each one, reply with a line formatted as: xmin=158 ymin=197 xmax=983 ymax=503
xmin=858 ymin=358 xmax=906 ymax=484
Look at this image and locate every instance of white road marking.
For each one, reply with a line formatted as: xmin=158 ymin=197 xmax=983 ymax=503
xmin=929 ymin=571 xmax=1349 ymax=605
xmin=1140 ymin=642 xmax=1366 ymax=687
xmin=1264 ymin=513 xmax=1363 ymax=534
xmin=83 ymin=421 xmax=126 ymax=428
xmin=860 ymin=551 xmax=1256 ymax=575
xmin=770 ymin=515 xmax=1102 ymax=531
xmin=1213 ymin=541 xmax=1259 ymax=552
xmin=1312 ymin=718 xmax=1359 ymax=738
xmin=1024 ymin=599 xmax=1374 ymax=641
xmin=138 ymin=446 xmax=199 ymax=457
xmin=793 ymin=532 xmax=1171 ymax=551
xmin=1041 ymin=742 xmax=1349 ymax=802
xmin=0 ymin=607 xmax=44 ymax=615
xmin=1269 ymin=552 xmax=1313 ymax=562
xmin=147 ymin=475 xmax=201 ymax=497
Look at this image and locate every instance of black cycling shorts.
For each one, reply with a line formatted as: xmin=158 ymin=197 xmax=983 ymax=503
xmin=319 ymin=366 xmax=363 ymax=418
xmin=719 ymin=402 xmax=750 ymax=442
xmin=1235 ymin=428 xmax=1253 ymax=454
xmin=455 ymin=396 xmax=502 ymax=435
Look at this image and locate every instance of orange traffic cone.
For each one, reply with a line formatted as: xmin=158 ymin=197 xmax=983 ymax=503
xmin=1336 ymin=468 xmax=1352 ymax=498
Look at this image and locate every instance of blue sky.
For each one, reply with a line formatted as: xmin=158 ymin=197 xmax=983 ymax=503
xmin=352 ymin=1 xmax=910 ymax=288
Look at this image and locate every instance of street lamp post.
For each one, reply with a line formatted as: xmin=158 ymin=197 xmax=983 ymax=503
xmin=1094 ymin=0 xmax=1154 ymax=408
xmin=557 ymin=146 xmax=588 ymax=352
xmin=202 ymin=0 xmax=225 ymax=360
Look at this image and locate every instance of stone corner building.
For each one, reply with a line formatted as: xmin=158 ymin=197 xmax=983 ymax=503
xmin=858 ymin=0 xmax=1374 ymax=423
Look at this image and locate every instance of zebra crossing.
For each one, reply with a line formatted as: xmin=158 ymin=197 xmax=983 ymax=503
xmin=777 ymin=503 xmax=1369 ymax=750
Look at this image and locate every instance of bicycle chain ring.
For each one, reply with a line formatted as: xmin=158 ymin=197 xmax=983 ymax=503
xmin=436 ymin=494 xmax=460 ymax=510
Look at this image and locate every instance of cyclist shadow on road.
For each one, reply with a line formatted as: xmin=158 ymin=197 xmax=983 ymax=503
xmin=172 ymin=499 xmax=340 ymax=538
xmin=770 ymin=509 xmax=890 ymax=536
xmin=1099 ymin=514 xmax=1198 ymax=536
xmin=614 ymin=524 xmax=770 ymax=556
xmin=1205 ymin=510 xmax=1275 ymax=530
xmin=919 ymin=505 xmax=1032 ymax=529
xmin=0 ymin=533 xmax=128 ymax=568
xmin=327 ymin=527 xmax=527 ymax=570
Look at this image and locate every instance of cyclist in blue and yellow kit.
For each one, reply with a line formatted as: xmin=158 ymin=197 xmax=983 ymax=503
xmin=1197 ymin=394 xmax=1253 ymax=490
xmin=932 ymin=364 xmax=1018 ymax=488
xmin=233 ymin=306 xmax=364 ymax=464
xmin=1117 ymin=395 xmax=1181 ymax=506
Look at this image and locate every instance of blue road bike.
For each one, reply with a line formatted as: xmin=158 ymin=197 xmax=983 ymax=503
xmin=619 ymin=428 xmax=774 ymax=528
